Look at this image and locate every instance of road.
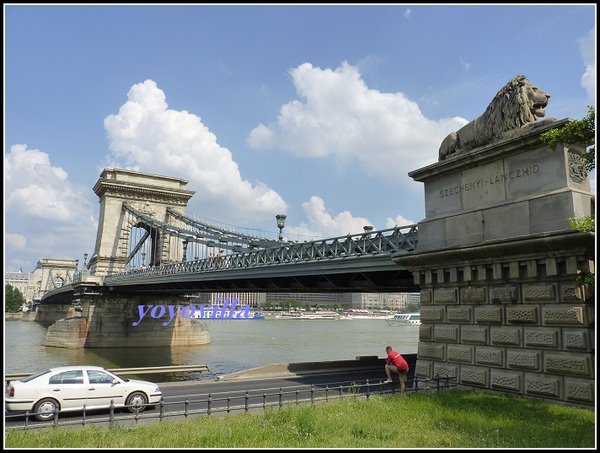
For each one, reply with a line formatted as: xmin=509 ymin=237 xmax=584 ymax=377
xmin=5 ymin=367 xmax=411 ymax=430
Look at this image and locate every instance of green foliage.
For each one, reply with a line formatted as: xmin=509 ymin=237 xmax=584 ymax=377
xmin=568 ymin=215 xmax=595 ymax=232
xmin=5 ymin=392 xmax=595 ymax=448
xmin=567 ymin=215 xmax=595 ymax=285
xmin=404 ymin=302 xmax=421 ymax=313
xmin=5 ymin=284 xmax=26 ymax=312
xmin=540 ymin=105 xmax=595 ymax=171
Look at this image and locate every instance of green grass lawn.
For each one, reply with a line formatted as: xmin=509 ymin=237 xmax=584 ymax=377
xmin=5 ymin=391 xmax=595 ymax=448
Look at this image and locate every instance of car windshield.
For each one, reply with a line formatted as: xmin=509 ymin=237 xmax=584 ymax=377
xmin=110 ymin=372 xmax=129 ymax=382
xmin=20 ymin=369 xmax=51 ymax=383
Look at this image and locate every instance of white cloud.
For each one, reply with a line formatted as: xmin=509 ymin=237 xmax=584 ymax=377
xmin=5 ymin=233 xmax=27 ymax=250
xmin=247 ymin=62 xmax=466 ymax=186
xmin=404 ymin=9 xmax=412 ymax=19
xmin=460 ymin=57 xmax=471 ymax=71
xmin=104 ymin=79 xmax=288 ymax=224
xmin=5 ymin=145 xmax=94 ymax=223
xmin=578 ymin=28 xmax=596 ymax=101
xmin=4 ymin=144 xmax=98 ymax=271
xmin=285 ymin=196 xmax=374 ymax=239
xmin=385 ymin=214 xmax=416 ymax=229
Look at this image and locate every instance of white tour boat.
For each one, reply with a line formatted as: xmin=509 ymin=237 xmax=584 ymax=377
xmin=386 ymin=313 xmax=421 ymax=326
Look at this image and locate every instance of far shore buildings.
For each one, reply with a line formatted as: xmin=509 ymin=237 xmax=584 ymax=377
xmin=5 ymin=259 xmax=78 ymax=306
xmin=192 ymin=291 xmax=421 ymax=311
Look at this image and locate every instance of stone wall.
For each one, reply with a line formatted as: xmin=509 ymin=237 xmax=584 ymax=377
xmin=393 ymin=121 xmax=595 ymax=406
xmin=406 ymin=233 xmax=594 ymax=406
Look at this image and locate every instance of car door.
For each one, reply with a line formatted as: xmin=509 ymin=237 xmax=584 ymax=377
xmin=47 ymin=370 xmax=88 ymax=411
xmin=85 ymin=370 xmax=126 ymax=409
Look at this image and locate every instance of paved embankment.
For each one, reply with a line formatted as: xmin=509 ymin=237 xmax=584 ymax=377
xmin=216 ymin=354 xmax=417 ymax=382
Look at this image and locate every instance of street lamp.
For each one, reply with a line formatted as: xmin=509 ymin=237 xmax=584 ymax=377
xmin=276 ymin=214 xmax=287 ymax=241
xmin=363 ymin=225 xmax=373 ymax=234
xmin=81 ymin=253 xmax=89 ymax=281
xmin=141 ymin=251 xmax=146 ymax=268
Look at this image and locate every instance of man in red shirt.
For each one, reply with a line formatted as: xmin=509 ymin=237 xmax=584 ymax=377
xmin=384 ymin=345 xmax=409 ymax=395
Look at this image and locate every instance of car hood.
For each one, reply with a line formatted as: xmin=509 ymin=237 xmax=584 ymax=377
xmin=125 ymin=379 xmax=161 ymax=389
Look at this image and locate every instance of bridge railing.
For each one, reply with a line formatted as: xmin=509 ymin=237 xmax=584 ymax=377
xmin=104 ymin=225 xmax=418 ymax=284
xmin=5 ymin=375 xmax=455 ymax=431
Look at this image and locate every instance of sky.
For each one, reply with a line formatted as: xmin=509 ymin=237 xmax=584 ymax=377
xmin=4 ymin=4 xmax=597 ymax=274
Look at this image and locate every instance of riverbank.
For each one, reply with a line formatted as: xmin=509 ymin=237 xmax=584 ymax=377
xmin=4 ymin=311 xmax=35 ymax=321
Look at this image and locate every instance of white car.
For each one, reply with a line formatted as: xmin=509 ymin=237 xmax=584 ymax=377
xmin=5 ymin=365 xmax=162 ymax=421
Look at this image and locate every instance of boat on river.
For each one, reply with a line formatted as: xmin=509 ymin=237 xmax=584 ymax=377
xmin=275 ymin=311 xmax=339 ymax=320
xmin=386 ymin=313 xmax=421 ymax=326
xmin=191 ymin=307 xmax=265 ymax=320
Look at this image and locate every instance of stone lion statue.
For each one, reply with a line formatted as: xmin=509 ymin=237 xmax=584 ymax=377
xmin=439 ymin=75 xmax=557 ymax=160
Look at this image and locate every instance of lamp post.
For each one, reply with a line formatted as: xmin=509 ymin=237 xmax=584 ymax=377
xmin=276 ymin=214 xmax=287 ymax=241
xmin=141 ymin=251 xmax=146 ymax=269
xmin=82 ymin=253 xmax=89 ymax=281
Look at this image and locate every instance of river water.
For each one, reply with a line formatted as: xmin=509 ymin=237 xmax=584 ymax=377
xmin=4 ymin=319 xmax=419 ymax=382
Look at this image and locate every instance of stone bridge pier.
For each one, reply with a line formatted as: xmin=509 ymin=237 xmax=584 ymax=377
xmin=44 ymin=294 xmax=210 ymax=348
xmin=394 ymin=121 xmax=595 ymax=406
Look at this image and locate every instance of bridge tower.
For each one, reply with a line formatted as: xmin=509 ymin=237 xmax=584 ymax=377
xmin=88 ymin=168 xmax=195 ymax=277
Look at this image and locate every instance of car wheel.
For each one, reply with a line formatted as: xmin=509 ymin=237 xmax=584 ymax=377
xmin=126 ymin=392 xmax=148 ymax=413
xmin=33 ymin=398 xmax=60 ymax=422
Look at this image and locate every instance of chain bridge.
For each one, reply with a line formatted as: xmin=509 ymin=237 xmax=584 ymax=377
xmin=41 ymin=169 xmax=419 ymax=304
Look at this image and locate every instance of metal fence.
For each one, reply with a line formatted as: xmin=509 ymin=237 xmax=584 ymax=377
xmin=5 ymin=376 xmax=457 ymax=431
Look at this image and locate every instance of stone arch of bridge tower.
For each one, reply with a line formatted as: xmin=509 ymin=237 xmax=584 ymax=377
xmin=88 ymin=168 xmax=195 ymax=278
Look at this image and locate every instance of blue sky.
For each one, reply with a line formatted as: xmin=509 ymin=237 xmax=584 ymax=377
xmin=4 ymin=4 xmax=596 ymax=273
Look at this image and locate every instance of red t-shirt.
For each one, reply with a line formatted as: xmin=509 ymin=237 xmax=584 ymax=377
xmin=386 ymin=350 xmax=408 ymax=371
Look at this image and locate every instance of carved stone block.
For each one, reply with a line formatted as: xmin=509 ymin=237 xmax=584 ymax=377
xmin=418 ymin=342 xmax=445 ymax=361
xmin=447 ymin=306 xmax=472 ymax=323
xmin=564 ymin=378 xmax=595 ymax=404
xmin=475 ymin=346 xmax=504 ymax=367
xmin=562 ymin=329 xmax=590 ymax=351
xmin=432 ymin=363 xmax=458 ymax=380
xmin=460 ymin=365 xmax=488 ymax=387
xmin=419 ymin=324 xmax=433 ymax=341
xmin=461 ymin=287 xmax=486 ymax=304
xmin=525 ymin=374 xmax=561 ymax=398
xmin=490 ymin=285 xmax=518 ymax=304
xmin=507 ymin=349 xmax=540 ymax=371
xmin=447 ymin=345 xmax=473 ymax=363
xmin=490 ymin=326 xmax=522 ymax=346
xmin=542 ymin=305 xmax=585 ymax=326
xmin=524 ymin=327 xmax=560 ymax=348
xmin=415 ymin=360 xmax=433 ymax=379
xmin=420 ymin=290 xmax=432 ymax=304
xmin=543 ymin=352 xmax=592 ymax=377
xmin=474 ymin=306 xmax=503 ymax=324
xmin=461 ymin=325 xmax=488 ymax=344
xmin=434 ymin=325 xmax=459 ymax=342
xmin=434 ymin=288 xmax=458 ymax=304
xmin=523 ymin=284 xmax=556 ymax=302
xmin=506 ymin=305 xmax=538 ymax=324
xmin=420 ymin=306 xmax=445 ymax=323
xmin=490 ymin=370 xmax=522 ymax=392
xmin=560 ymin=284 xmax=584 ymax=302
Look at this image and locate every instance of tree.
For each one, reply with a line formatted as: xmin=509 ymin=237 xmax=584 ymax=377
xmin=540 ymin=105 xmax=595 ymax=171
xmin=5 ymin=284 xmax=26 ymax=312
